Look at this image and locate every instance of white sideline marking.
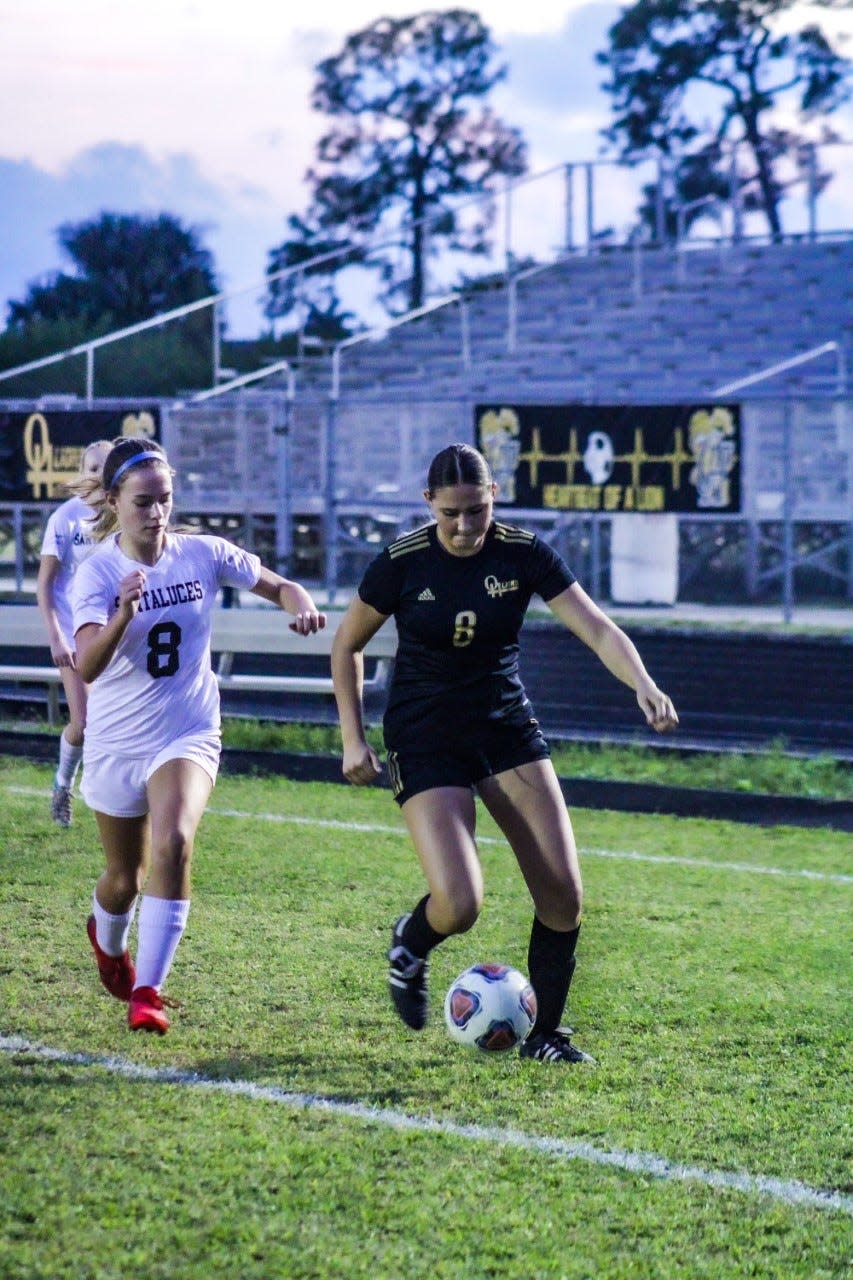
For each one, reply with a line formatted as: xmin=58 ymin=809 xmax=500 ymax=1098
xmin=208 ymin=806 xmax=853 ymax=885
xmin=4 ymin=786 xmax=852 ymax=885
xmin=581 ymin=847 xmax=853 ymax=885
xmin=1 ymin=1035 xmax=850 ymax=1218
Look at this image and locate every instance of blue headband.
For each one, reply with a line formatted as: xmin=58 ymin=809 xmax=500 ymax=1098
xmin=110 ymin=450 xmax=166 ymax=488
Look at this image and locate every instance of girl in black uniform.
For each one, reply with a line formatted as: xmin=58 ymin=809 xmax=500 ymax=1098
xmin=332 ymin=443 xmax=678 ymax=1063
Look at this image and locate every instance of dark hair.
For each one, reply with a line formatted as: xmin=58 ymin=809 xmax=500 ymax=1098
xmin=102 ymin=436 xmax=169 ymax=493
xmin=87 ymin=437 xmax=172 ymax=541
xmin=426 ymin=443 xmax=492 ymax=496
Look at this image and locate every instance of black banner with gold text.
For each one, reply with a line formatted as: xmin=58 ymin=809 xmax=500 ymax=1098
xmin=475 ymin=403 xmax=740 ymax=513
xmin=0 ymin=407 xmax=161 ymax=502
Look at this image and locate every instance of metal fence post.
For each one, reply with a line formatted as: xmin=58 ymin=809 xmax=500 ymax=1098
xmin=13 ymin=505 xmax=24 ymax=592
xmin=746 ymin=518 xmax=759 ymax=599
xmin=274 ymin=391 xmax=292 ymax=577
xmin=564 ymin=163 xmax=574 ymax=253
xmin=324 ymin=395 xmax=338 ymax=604
xmin=782 ymin=399 xmax=794 ymax=623
xmin=85 ymin=346 xmax=94 ymax=405
xmin=585 ymin=163 xmax=595 ymax=248
xmin=212 ymin=301 xmax=222 ymax=386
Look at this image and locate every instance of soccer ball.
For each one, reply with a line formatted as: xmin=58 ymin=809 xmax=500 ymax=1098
xmin=444 ymin=963 xmax=537 ymax=1052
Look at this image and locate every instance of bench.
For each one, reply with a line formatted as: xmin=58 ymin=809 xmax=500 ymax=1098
xmin=0 ymin=604 xmax=397 ymax=725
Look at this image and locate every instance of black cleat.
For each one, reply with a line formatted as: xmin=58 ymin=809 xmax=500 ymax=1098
xmin=519 ymin=1027 xmax=595 ymax=1064
xmin=387 ymin=914 xmax=429 ymax=1030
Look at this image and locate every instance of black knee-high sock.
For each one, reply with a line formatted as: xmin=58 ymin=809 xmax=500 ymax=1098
xmin=401 ymin=895 xmax=448 ymax=958
xmin=527 ymin=917 xmax=580 ymax=1035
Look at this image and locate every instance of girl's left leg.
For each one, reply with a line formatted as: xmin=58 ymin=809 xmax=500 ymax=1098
xmin=478 ymin=759 xmax=593 ymax=1061
xmin=477 ymin=757 xmax=582 ymax=928
xmin=51 ymin=669 xmax=88 ymax=826
xmin=129 ymin=759 xmax=212 ymax=1034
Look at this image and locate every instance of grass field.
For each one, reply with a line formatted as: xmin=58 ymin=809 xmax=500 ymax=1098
xmin=218 ymin=719 xmax=853 ymax=801
xmin=5 ymin=715 xmax=851 ymax=799
xmin=1 ymin=756 xmax=851 ymax=1279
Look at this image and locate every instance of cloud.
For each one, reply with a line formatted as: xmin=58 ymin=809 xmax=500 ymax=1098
xmin=0 ymin=7 xmax=626 ymax=338
xmin=503 ymin=3 xmax=619 ymax=111
xmin=0 ymin=143 xmax=286 ymax=335
xmin=1 ymin=2 xmax=849 ymax=342
xmin=497 ymin=3 xmax=622 ymax=165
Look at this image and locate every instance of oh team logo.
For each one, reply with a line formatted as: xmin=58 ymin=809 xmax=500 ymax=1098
xmin=484 ymin=574 xmax=518 ymax=598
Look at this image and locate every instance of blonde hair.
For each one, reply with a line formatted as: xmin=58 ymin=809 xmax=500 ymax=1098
xmin=61 ymin=439 xmax=112 ymax=500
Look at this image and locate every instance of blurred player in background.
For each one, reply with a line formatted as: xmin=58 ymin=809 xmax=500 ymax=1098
xmin=73 ymin=436 xmax=326 ymax=1035
xmin=37 ymin=439 xmax=112 ymax=826
xmin=332 ymin=442 xmax=678 ymax=1064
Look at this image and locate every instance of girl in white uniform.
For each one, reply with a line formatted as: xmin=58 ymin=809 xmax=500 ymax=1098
xmin=37 ymin=440 xmax=112 ymax=826
xmin=73 ymin=436 xmax=326 ymax=1034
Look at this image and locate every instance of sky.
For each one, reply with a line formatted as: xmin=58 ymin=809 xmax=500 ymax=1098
xmin=1 ymin=0 xmax=851 ymax=337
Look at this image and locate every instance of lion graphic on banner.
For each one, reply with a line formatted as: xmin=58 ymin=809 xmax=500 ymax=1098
xmin=479 ymin=407 xmax=522 ymax=501
xmin=688 ymin=407 xmax=737 ymax=509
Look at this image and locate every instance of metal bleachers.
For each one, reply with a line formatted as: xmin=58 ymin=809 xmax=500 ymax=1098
xmin=326 ymin=238 xmax=852 ymax=403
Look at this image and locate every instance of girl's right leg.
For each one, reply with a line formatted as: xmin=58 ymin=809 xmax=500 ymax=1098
xmin=478 ymin=761 xmax=593 ymax=1063
xmin=388 ymin=786 xmax=483 ymax=1030
xmin=93 ymin=811 xmax=150 ymax=913
xmin=401 ymin=785 xmax=483 ymax=934
xmin=127 ymin=758 xmax=214 ymax=1034
xmin=87 ymin=812 xmax=149 ymax=1002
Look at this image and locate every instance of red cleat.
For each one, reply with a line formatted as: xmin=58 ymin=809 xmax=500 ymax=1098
xmin=128 ymin=985 xmax=170 ymax=1035
xmin=87 ymin=915 xmax=135 ymax=1002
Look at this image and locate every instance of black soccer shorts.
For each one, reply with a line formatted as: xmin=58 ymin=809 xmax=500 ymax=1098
xmin=385 ymin=717 xmax=551 ymax=806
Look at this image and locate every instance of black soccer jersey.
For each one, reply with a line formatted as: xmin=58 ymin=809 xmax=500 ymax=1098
xmin=358 ymin=520 xmax=575 ymax=748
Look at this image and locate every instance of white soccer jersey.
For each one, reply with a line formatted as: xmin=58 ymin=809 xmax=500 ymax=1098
xmin=40 ymin=496 xmax=100 ymax=641
xmin=72 ymin=533 xmax=261 ymax=756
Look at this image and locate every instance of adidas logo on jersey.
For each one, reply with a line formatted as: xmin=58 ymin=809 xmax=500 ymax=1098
xmin=417 ymin=587 xmax=436 ymax=601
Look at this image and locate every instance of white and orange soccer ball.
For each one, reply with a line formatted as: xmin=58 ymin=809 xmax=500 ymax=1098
xmin=443 ymin=963 xmax=537 ymax=1052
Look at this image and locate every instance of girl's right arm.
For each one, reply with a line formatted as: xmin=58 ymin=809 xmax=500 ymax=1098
xmin=36 ymin=555 xmax=72 ymax=666
xmin=74 ymin=569 xmax=147 ymax=683
xmin=331 ymin=596 xmax=388 ymax=785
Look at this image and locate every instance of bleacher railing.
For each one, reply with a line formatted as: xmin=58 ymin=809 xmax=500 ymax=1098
xmin=1 ymin=141 xmax=851 ymax=401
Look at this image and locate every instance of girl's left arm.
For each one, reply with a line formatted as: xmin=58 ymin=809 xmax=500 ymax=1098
xmin=249 ymin=566 xmax=326 ymax=634
xmin=546 ymin=582 xmax=679 ymax=733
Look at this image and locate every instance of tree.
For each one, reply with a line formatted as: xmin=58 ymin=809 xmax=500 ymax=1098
xmin=265 ymin=214 xmax=358 ymax=345
xmin=597 ymin=0 xmax=851 ymax=240
xmin=7 ymin=212 xmax=219 ymax=329
xmin=267 ymin=8 xmax=527 ymax=320
xmin=635 ymin=142 xmax=732 ymax=241
xmin=3 ymin=213 xmax=221 ymax=396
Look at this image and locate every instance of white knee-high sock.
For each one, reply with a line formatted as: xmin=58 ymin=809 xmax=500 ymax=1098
xmin=92 ymin=893 xmax=138 ymax=957
xmin=134 ymin=896 xmax=190 ymax=992
xmin=56 ymin=731 xmax=83 ymax=789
